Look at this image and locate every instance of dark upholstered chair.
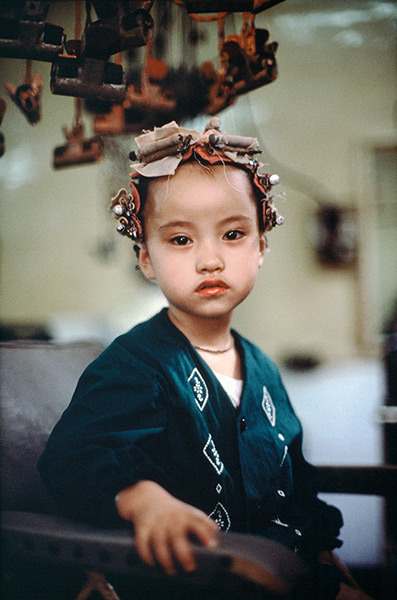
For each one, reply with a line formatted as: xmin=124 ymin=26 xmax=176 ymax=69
xmin=1 ymin=340 xmax=307 ymax=600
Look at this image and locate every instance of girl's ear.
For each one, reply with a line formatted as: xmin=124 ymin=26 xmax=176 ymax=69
xmin=258 ymin=233 xmax=267 ymax=267
xmin=138 ymin=243 xmax=156 ymax=280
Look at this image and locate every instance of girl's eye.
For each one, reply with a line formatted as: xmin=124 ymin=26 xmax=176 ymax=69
xmin=224 ymin=230 xmax=244 ymax=241
xmin=170 ymin=235 xmax=191 ymax=246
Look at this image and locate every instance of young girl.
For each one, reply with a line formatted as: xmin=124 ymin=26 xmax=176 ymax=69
xmin=38 ymin=119 xmax=370 ymax=599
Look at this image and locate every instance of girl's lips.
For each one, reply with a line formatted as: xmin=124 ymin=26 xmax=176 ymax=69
xmin=195 ymin=279 xmax=230 ymax=297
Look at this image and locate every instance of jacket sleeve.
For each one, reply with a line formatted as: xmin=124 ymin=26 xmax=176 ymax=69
xmin=38 ymin=341 xmax=173 ymax=527
xmin=289 ymin=431 xmax=344 ymax=557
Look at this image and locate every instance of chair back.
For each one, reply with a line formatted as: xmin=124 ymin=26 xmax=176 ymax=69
xmin=0 ymin=340 xmax=104 ymax=514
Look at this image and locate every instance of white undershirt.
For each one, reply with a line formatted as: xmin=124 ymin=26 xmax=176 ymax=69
xmin=214 ymin=371 xmax=243 ymax=409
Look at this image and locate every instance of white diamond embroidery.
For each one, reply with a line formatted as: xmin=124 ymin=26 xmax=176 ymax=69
xmin=209 ymin=502 xmax=231 ymax=531
xmin=262 ymin=386 xmax=276 ymax=427
xmin=188 ymin=368 xmax=209 ymax=411
xmin=203 ymin=434 xmax=224 ymax=474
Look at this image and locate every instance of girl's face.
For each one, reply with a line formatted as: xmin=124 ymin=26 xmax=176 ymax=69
xmin=139 ymin=164 xmax=266 ymax=324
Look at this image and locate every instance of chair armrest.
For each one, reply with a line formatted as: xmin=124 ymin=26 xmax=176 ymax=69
xmin=315 ymin=465 xmax=397 ymax=496
xmin=1 ymin=510 xmax=306 ymax=596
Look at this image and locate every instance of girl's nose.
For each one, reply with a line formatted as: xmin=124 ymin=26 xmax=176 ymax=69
xmin=196 ymin=242 xmax=224 ymax=273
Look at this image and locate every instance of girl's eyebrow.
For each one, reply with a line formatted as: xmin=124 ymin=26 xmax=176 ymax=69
xmin=159 ymin=215 xmax=254 ymax=231
xmin=219 ymin=215 xmax=254 ymax=226
xmin=159 ymin=220 xmax=193 ymax=231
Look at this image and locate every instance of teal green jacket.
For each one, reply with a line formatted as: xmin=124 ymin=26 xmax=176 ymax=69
xmin=38 ymin=309 xmax=342 ymax=558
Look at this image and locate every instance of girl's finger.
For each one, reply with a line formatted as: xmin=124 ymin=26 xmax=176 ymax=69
xmin=134 ymin=524 xmax=155 ymax=567
xmin=171 ymin=533 xmax=196 ymax=573
xmin=191 ymin=514 xmax=219 ymax=548
xmin=152 ymin=530 xmax=177 ymax=576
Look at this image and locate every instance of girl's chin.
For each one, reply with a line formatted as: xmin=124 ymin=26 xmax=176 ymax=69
xmin=169 ymin=305 xmax=236 ymax=321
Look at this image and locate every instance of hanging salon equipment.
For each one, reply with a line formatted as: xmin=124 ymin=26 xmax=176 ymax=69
xmin=53 ymin=97 xmax=104 ymax=168
xmin=183 ymin=1 xmax=285 ymax=15
xmin=89 ymin=0 xmax=154 ymax=51
xmin=52 ymin=2 xmax=103 ymax=168
xmin=4 ymin=59 xmax=42 ymax=124
xmin=200 ymin=12 xmax=278 ymax=115
xmin=50 ymin=1 xmax=154 ymax=102
xmin=123 ymin=42 xmax=176 ymax=115
xmin=0 ymin=1 xmax=64 ymax=61
xmin=225 ymin=16 xmax=278 ymax=95
xmin=92 ymin=1 xmax=195 ymax=135
xmin=94 ymin=44 xmax=176 ymax=136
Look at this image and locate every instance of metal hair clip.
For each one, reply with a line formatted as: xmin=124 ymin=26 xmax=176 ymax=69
xmin=110 ymin=187 xmax=143 ymax=242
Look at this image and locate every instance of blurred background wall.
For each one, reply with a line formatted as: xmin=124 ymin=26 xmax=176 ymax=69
xmin=0 ymin=0 xmax=396 ymax=569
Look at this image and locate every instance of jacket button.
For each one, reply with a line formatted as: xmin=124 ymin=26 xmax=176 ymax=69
xmin=240 ymin=417 xmax=248 ymax=433
xmin=295 ymin=529 xmax=302 ymax=537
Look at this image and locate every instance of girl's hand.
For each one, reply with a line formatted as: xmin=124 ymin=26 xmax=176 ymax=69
xmin=116 ymin=480 xmax=219 ymax=576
